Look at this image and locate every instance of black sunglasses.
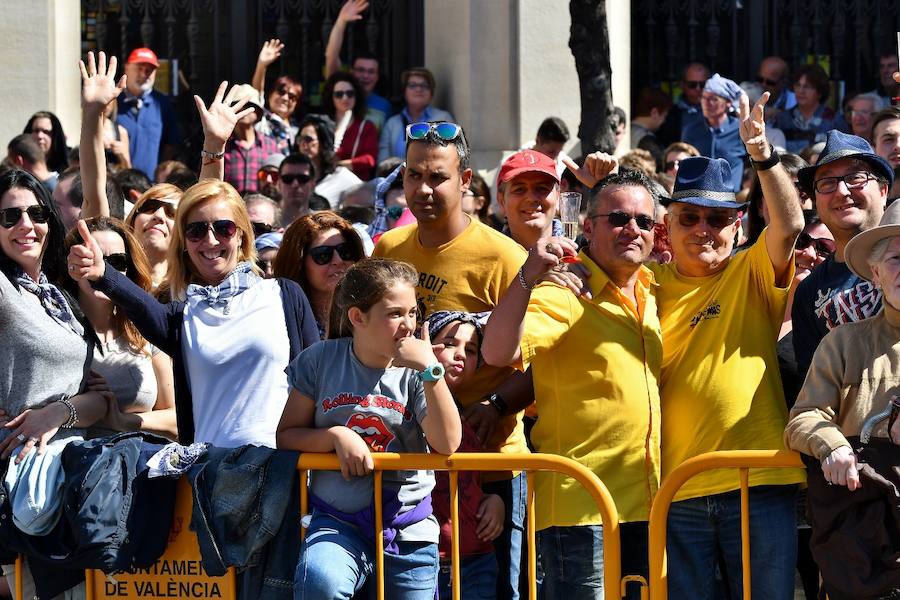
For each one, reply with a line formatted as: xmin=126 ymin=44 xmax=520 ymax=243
xmin=105 ymin=252 xmax=129 ymax=273
xmin=281 ymin=173 xmax=313 ymax=185
xmin=137 ymin=198 xmax=177 ymax=218
xmin=184 ymin=219 xmax=238 ymax=243
xmin=333 ymin=90 xmax=356 ymax=100
xmin=795 ymin=232 xmax=836 ymax=256
xmin=308 ymin=242 xmax=359 ymax=265
xmin=252 ymin=222 xmax=274 ymax=237
xmin=590 ymin=210 xmax=655 ymax=232
xmin=683 ymin=80 xmax=707 ymax=90
xmin=756 ymin=76 xmax=780 ymax=87
xmin=0 ymin=205 xmax=50 ymax=228
xmin=674 ymin=211 xmax=737 ymax=229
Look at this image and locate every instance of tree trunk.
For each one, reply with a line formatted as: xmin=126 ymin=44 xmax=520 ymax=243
xmin=569 ymin=0 xmax=615 ymax=155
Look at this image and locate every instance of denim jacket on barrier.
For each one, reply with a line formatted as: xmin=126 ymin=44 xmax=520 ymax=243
xmin=186 ymin=445 xmax=302 ymax=600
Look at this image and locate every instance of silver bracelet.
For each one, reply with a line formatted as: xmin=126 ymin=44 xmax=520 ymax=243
xmin=517 ymin=266 xmax=533 ymax=292
xmin=58 ymin=398 xmax=77 ymax=429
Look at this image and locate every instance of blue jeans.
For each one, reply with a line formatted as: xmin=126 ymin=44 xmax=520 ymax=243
xmin=294 ymin=511 xmax=438 ymax=600
xmin=538 ymin=521 xmax=648 ymax=600
xmin=438 ymin=552 xmax=498 ymax=600
xmin=666 ymin=485 xmax=798 ymax=600
xmin=483 ymin=473 xmax=527 ymax=599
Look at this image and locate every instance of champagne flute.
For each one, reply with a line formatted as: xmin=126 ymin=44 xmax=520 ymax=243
xmin=558 ymin=191 xmax=582 ymax=262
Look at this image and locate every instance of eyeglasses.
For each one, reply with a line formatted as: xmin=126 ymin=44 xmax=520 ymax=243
xmin=275 ymin=87 xmax=299 ymax=102
xmin=386 ymin=205 xmax=405 ymax=220
xmin=664 ymin=160 xmax=679 ymax=172
xmin=257 ymin=169 xmax=278 ymax=183
xmin=589 ymin=211 xmax=655 ymax=231
xmin=280 ymin=172 xmax=312 ymax=185
xmin=813 ymin=171 xmax=877 ymax=194
xmin=848 ymin=109 xmax=873 ymax=118
xmin=308 ymin=242 xmax=360 ymax=265
xmin=105 ymin=252 xmax=129 ymax=273
xmin=0 ymin=205 xmax=50 ymax=228
xmin=673 ymin=211 xmax=738 ymax=229
xmin=298 ymin=135 xmax=317 ymax=145
xmin=252 ymin=222 xmax=274 ymax=237
xmin=795 ymin=231 xmax=836 ymax=256
xmin=184 ymin=219 xmax=238 ymax=243
xmin=137 ymin=198 xmax=177 ymax=218
xmin=333 ymin=90 xmax=356 ymax=100
xmin=683 ymin=80 xmax=707 ymax=90
xmin=701 ymin=94 xmax=726 ymax=104
xmin=406 ymin=82 xmax=431 ymax=91
xmin=30 ymin=127 xmax=52 ymax=136
xmin=756 ymin=76 xmax=780 ymax=87
xmin=405 ymin=122 xmax=463 ymax=142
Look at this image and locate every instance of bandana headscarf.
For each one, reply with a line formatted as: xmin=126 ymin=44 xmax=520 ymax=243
xmin=15 ymin=269 xmax=83 ymax=336
xmin=704 ymin=73 xmax=744 ymax=113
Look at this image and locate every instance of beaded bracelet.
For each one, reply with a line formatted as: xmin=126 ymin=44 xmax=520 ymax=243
xmin=58 ymin=398 xmax=77 ymax=429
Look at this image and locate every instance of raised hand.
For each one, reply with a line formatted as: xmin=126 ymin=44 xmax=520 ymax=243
xmin=393 ymin=324 xmax=438 ymax=372
xmin=562 ymin=153 xmax=618 ymax=189
xmin=337 ymin=0 xmax=369 ymax=24
xmin=193 ymin=81 xmax=256 ymax=149
xmin=257 ymin=39 xmax=284 ymax=66
xmin=739 ymin=90 xmax=770 ymax=160
xmin=79 ymin=51 xmax=127 ymax=113
xmin=67 ymin=219 xmax=106 ymax=282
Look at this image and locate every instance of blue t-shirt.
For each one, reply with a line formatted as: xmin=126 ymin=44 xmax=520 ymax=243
xmin=116 ymin=89 xmax=180 ymax=180
xmin=682 ymin=115 xmax=746 ymax=192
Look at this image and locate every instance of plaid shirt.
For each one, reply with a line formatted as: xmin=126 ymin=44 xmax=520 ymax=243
xmin=223 ymin=132 xmax=279 ymax=193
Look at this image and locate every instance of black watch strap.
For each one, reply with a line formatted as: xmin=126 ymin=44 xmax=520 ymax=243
xmin=750 ymin=149 xmax=780 ymax=171
xmin=486 ymin=393 xmax=508 ymax=415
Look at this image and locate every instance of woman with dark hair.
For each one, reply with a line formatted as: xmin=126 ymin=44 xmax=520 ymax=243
xmin=296 ymin=114 xmax=362 ymax=208
xmin=463 ymin=172 xmax=492 ymax=225
xmin=272 ymin=210 xmax=364 ymax=338
xmin=322 ymin=72 xmax=378 ymax=180
xmin=63 ymin=216 xmax=176 ymax=439
xmin=774 ymin=64 xmax=837 ymax=153
xmin=23 ymin=111 xmax=69 ymax=173
xmin=251 ymin=39 xmax=303 ymax=153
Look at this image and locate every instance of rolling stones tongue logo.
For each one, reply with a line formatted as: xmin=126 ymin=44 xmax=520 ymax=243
xmin=347 ymin=413 xmax=395 ymax=452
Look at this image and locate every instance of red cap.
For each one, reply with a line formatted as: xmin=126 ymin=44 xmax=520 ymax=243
xmin=497 ymin=150 xmax=559 ymax=185
xmin=126 ymin=47 xmax=160 ymax=68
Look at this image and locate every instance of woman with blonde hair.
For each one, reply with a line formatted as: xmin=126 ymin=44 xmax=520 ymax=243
xmin=68 ymin=179 xmax=319 ymax=447
xmin=273 ymin=210 xmax=364 ymax=337
xmin=123 ymin=183 xmax=182 ymax=289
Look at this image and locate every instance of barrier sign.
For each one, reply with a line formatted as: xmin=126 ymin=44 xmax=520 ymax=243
xmin=86 ymin=478 xmax=236 ymax=599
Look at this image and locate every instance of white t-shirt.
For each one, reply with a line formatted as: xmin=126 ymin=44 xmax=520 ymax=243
xmin=315 ymin=166 xmax=363 ymax=209
xmin=182 ymin=279 xmax=290 ymax=448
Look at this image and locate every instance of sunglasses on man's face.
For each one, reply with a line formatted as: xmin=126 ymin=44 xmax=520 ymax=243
xmin=137 ymin=198 xmax=177 ymax=219
xmin=280 ymin=173 xmax=313 ymax=185
xmin=184 ymin=219 xmax=238 ymax=243
xmin=683 ymin=80 xmax=707 ymax=90
xmin=674 ymin=211 xmax=738 ymax=229
xmin=405 ymin=122 xmax=463 ymax=142
xmin=275 ymin=87 xmax=299 ymax=102
xmin=333 ymin=90 xmax=356 ymax=100
xmin=308 ymin=242 xmax=360 ymax=265
xmin=105 ymin=252 xmax=129 ymax=273
xmin=257 ymin=169 xmax=279 ymax=183
xmin=590 ymin=210 xmax=655 ymax=231
xmin=0 ymin=205 xmax=50 ymax=228
xmin=795 ymin=232 xmax=836 ymax=256
xmin=252 ymin=222 xmax=274 ymax=237
xmin=756 ymin=76 xmax=780 ymax=87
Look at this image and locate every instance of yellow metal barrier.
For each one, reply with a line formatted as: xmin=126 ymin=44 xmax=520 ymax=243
xmin=297 ymin=452 xmax=625 ymax=600
xmin=647 ymin=450 xmax=804 ymax=600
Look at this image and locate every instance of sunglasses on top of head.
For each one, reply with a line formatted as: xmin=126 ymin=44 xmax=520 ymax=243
xmin=183 ymin=219 xmax=238 ymax=243
xmin=307 ymin=242 xmax=360 ymax=265
xmin=137 ymin=198 xmax=177 ymax=219
xmin=0 ymin=205 xmax=51 ymax=228
xmin=405 ymin=122 xmax=463 ymax=143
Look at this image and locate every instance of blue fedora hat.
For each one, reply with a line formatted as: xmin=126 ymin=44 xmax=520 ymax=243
xmin=797 ymin=130 xmax=894 ymax=195
xmin=662 ymin=156 xmax=747 ymax=209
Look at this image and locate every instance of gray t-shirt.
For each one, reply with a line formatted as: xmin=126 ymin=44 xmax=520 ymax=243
xmin=0 ymin=273 xmax=90 ymax=443
xmin=285 ymin=338 xmax=437 ymax=543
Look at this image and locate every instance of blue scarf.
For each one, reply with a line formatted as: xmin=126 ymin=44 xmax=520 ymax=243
xmin=15 ymin=269 xmax=83 ymax=336
xmin=186 ymin=262 xmax=260 ymax=314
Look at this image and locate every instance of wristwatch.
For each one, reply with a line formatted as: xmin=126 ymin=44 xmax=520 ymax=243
xmin=485 ymin=393 xmax=508 ymax=415
xmin=418 ymin=362 xmax=445 ymax=382
xmin=200 ymin=148 xmax=225 ymax=160
xmin=749 ymin=148 xmax=780 ymax=171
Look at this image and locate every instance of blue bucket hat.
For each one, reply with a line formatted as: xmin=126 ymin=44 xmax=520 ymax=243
xmin=797 ymin=130 xmax=894 ymax=196
xmin=661 ymin=156 xmax=747 ymax=209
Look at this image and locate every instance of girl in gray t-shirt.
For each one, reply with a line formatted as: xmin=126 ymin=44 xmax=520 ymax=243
xmin=278 ymin=259 xmax=461 ymax=599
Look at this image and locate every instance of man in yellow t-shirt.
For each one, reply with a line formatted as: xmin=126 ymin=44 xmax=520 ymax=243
xmin=646 ymin=92 xmax=805 ymax=600
xmin=482 ymin=170 xmax=663 ymax=600
xmin=372 ymin=120 xmax=528 ymax=599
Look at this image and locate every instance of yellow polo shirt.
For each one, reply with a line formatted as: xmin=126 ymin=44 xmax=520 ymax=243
xmin=374 ymin=217 xmax=529 ymax=458
xmin=647 ymin=230 xmax=805 ymax=501
xmin=519 ymin=251 xmax=662 ymax=526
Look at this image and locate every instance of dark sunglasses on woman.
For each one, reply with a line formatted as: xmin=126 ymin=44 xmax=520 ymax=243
xmin=184 ymin=219 xmax=238 ymax=243
xmin=104 ymin=253 xmax=129 ymax=273
xmin=795 ymin=232 xmax=836 ymax=256
xmin=0 ymin=205 xmax=50 ymax=228
xmin=137 ymin=198 xmax=177 ymax=219
xmin=308 ymin=242 xmax=359 ymax=265
xmin=333 ymin=90 xmax=356 ymax=100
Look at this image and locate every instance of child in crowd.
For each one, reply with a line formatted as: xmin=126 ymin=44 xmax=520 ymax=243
xmin=277 ymin=258 xmax=461 ymax=599
xmin=428 ymin=310 xmax=505 ymax=600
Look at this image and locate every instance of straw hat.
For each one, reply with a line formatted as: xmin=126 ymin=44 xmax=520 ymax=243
xmin=844 ymin=200 xmax=900 ymax=282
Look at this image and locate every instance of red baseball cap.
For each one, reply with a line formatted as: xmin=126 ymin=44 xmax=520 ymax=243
xmin=497 ymin=150 xmax=559 ymax=185
xmin=126 ymin=47 xmax=160 ymax=68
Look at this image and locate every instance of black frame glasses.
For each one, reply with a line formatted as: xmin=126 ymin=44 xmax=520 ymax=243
xmin=590 ymin=211 xmax=656 ymax=232
xmin=104 ymin=253 xmax=129 ymax=273
xmin=813 ymin=171 xmax=877 ymax=194
xmin=184 ymin=219 xmax=238 ymax=243
xmin=0 ymin=205 xmax=50 ymax=228
xmin=137 ymin=198 xmax=177 ymax=218
xmin=308 ymin=242 xmax=360 ymax=265
xmin=795 ymin=232 xmax=836 ymax=256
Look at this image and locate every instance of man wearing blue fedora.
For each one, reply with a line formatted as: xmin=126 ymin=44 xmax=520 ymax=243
xmin=791 ymin=129 xmax=893 ymax=380
xmin=650 ymin=93 xmax=806 ymax=599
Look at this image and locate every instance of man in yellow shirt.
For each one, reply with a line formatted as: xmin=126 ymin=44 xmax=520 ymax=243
xmin=482 ymin=169 xmax=663 ymax=600
xmin=372 ymin=121 xmax=529 ymax=599
xmin=648 ymin=93 xmax=805 ymax=599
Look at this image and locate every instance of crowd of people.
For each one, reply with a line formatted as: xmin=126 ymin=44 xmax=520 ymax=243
xmin=3 ymin=1 xmax=900 ymax=597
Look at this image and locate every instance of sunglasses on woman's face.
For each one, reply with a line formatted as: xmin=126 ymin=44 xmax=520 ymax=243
xmin=105 ymin=253 xmax=129 ymax=273
xmin=795 ymin=232 xmax=836 ymax=256
xmin=333 ymin=90 xmax=356 ymax=100
xmin=137 ymin=198 xmax=177 ymax=219
xmin=184 ymin=219 xmax=238 ymax=243
xmin=0 ymin=205 xmax=50 ymax=228
xmin=308 ymin=242 xmax=359 ymax=266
